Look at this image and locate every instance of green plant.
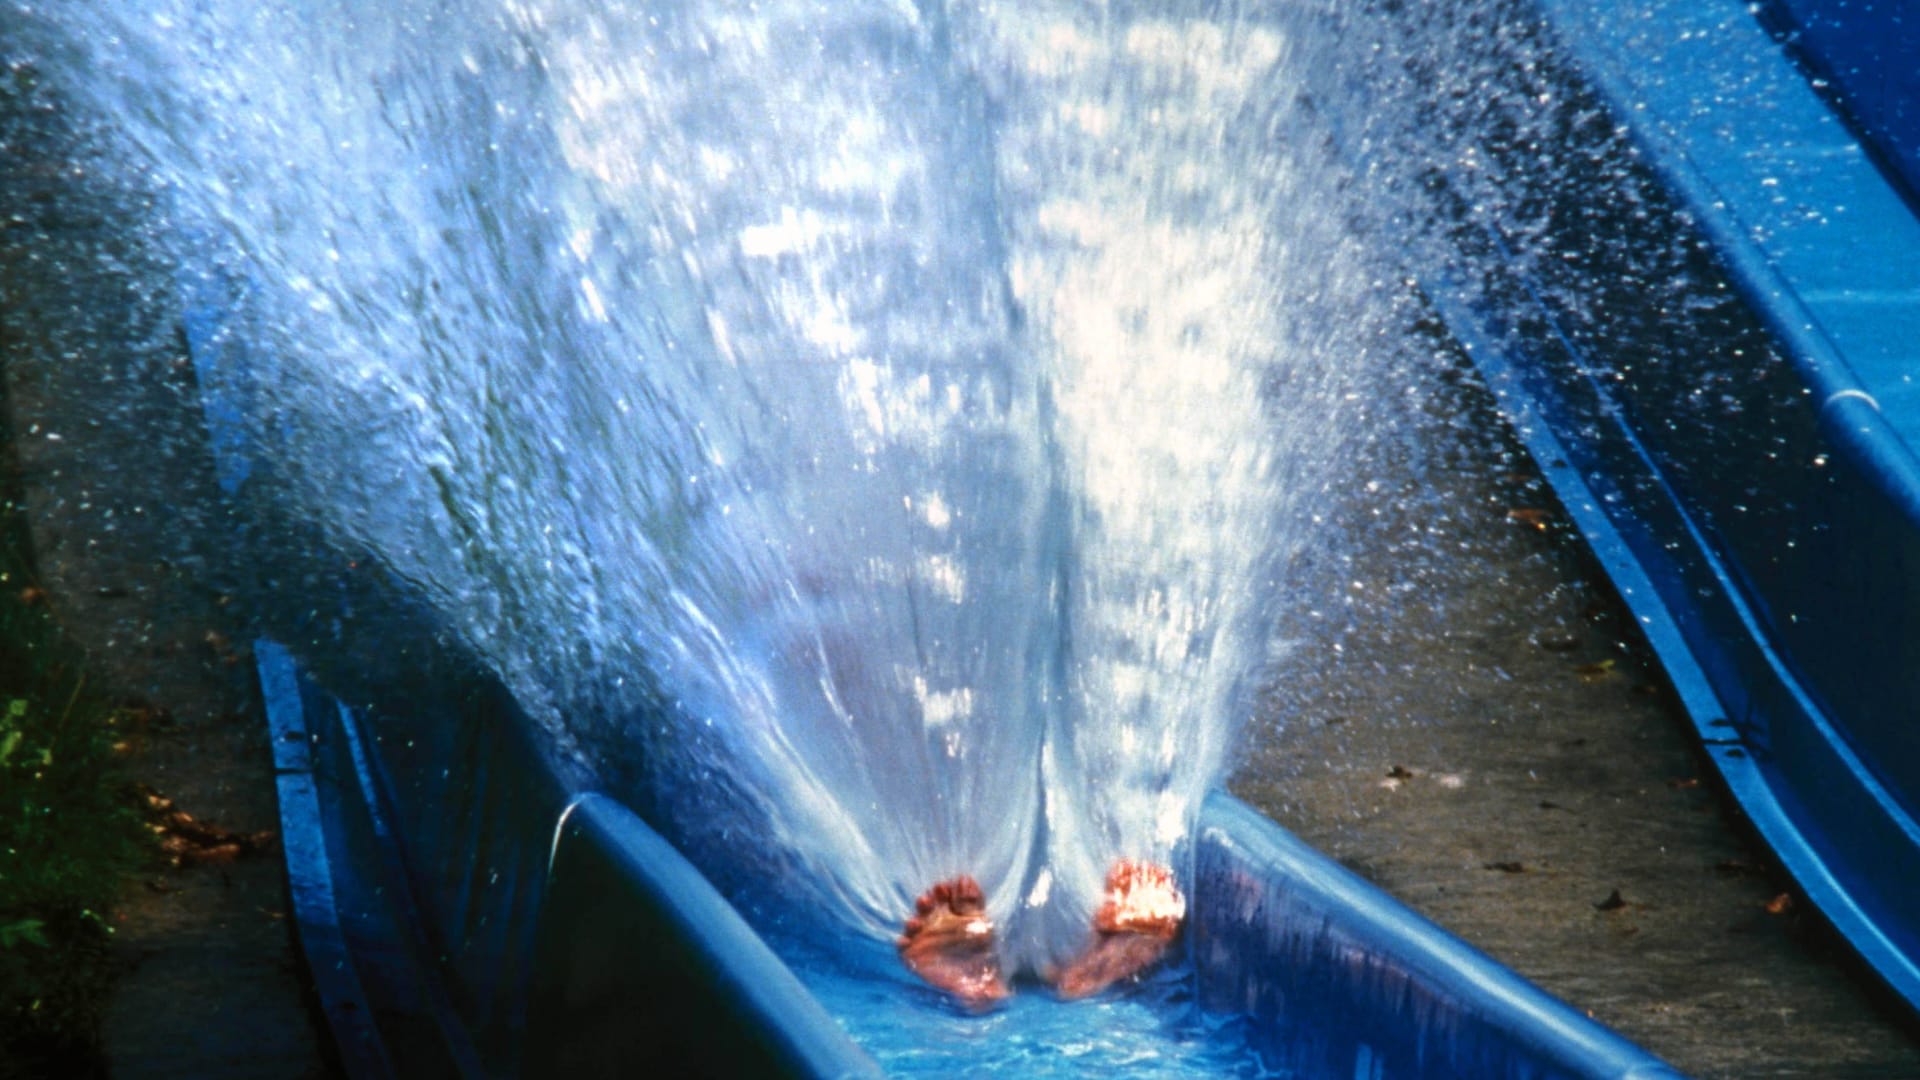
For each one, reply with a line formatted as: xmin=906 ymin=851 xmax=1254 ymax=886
xmin=0 ymin=500 xmax=155 ymax=1073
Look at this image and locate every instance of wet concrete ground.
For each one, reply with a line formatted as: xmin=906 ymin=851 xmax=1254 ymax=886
xmin=1232 ymin=359 xmax=1920 ymax=1078
xmin=4 ymin=375 xmax=334 ymax=1078
xmin=1 ymin=80 xmax=337 ymax=1076
xmin=5 ymin=393 xmax=331 ymax=1079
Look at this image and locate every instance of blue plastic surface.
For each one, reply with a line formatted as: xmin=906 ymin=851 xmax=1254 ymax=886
xmin=255 ymin=640 xmax=882 ymax=1076
xmin=526 ymin=794 xmax=882 ymax=1078
xmin=1413 ymin=0 xmax=1920 ymax=1017
xmin=258 ymin=641 xmax=394 ymax=1079
xmin=1756 ymin=0 xmax=1920 ymax=209
xmin=257 ymin=627 xmax=1691 ymax=1076
xmin=1193 ymin=794 xmax=1681 ymax=1080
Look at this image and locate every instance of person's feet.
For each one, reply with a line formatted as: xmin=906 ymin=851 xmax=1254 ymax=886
xmin=1053 ymin=859 xmax=1185 ymax=999
xmin=898 ymin=862 xmax=1181 ymax=1005
xmin=897 ymin=875 xmax=1009 ymax=1006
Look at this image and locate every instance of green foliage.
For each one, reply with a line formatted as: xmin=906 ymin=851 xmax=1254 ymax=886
xmin=0 ymin=917 xmax=48 ymax=949
xmin=0 ymin=496 xmax=155 ymax=1071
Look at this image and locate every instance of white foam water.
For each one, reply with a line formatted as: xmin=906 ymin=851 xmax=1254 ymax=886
xmin=6 ymin=0 xmax=1386 ymax=973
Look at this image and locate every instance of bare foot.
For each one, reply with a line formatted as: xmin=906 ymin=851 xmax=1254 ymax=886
xmin=1053 ymin=859 xmax=1185 ymax=999
xmin=897 ymin=875 xmax=1009 ymax=1006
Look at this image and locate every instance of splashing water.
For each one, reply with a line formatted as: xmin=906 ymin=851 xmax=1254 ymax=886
xmin=6 ymin=0 xmax=1389 ymax=974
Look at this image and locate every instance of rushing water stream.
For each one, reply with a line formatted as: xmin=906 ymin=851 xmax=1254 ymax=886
xmin=1 ymin=0 xmax=1495 ymax=1070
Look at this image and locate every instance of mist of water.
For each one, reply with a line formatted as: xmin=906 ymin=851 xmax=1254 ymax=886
xmin=6 ymin=0 xmax=1403 ymax=971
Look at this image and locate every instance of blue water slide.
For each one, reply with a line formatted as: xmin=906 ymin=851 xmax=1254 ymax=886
xmin=186 ymin=241 xmax=1681 ymax=1074
xmin=249 ymin=636 xmax=1676 ymax=1077
xmin=1415 ymin=0 xmax=1920 ymax=1015
xmin=256 ymin=634 xmax=888 ymax=1076
xmin=1756 ymin=0 xmax=1920 ymax=208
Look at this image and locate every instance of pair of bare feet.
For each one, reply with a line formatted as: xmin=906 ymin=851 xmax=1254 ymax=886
xmin=895 ymin=860 xmax=1184 ymax=1006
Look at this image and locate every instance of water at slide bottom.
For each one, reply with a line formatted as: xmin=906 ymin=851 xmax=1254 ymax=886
xmin=775 ymin=929 xmax=1276 ymax=1078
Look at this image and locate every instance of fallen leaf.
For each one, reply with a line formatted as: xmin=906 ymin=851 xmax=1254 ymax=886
xmin=182 ymin=842 xmax=243 ymax=866
xmin=137 ymin=783 xmax=280 ymax=865
xmin=1764 ymin=893 xmax=1794 ymax=916
xmin=1506 ymin=508 xmax=1553 ymax=529
xmin=1575 ymin=658 xmax=1617 ymax=681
